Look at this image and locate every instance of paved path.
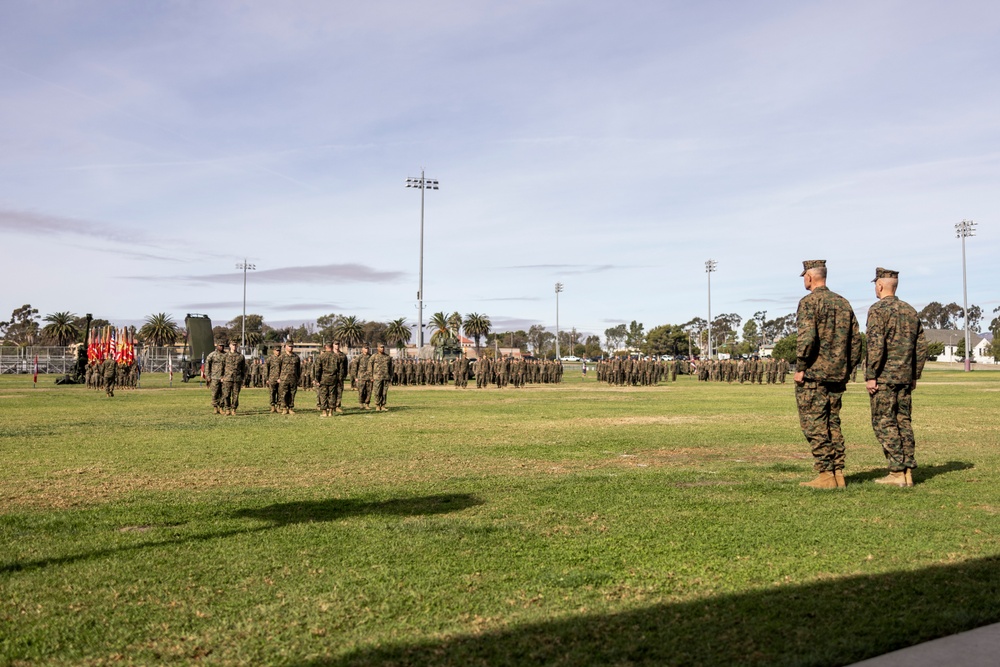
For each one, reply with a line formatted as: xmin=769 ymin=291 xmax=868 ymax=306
xmin=849 ymin=623 xmax=1000 ymax=666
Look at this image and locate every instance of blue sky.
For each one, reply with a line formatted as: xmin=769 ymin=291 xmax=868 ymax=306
xmin=1 ymin=0 xmax=997 ymax=339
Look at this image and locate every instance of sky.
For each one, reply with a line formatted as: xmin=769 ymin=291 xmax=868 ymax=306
xmin=1 ymin=0 xmax=998 ymax=341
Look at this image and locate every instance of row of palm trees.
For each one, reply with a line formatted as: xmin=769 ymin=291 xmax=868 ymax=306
xmin=338 ymin=312 xmax=493 ymax=356
xmin=33 ymin=311 xmax=496 ymax=355
xmin=31 ymin=312 xmax=187 ymax=348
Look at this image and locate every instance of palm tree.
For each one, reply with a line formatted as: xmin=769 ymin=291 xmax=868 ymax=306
xmin=138 ymin=313 xmax=181 ymax=347
xmin=463 ymin=313 xmax=491 ymax=358
xmin=333 ymin=315 xmax=365 ymax=350
xmin=447 ymin=311 xmax=463 ymax=337
xmin=429 ymin=312 xmax=452 ymax=347
xmin=385 ymin=317 xmax=412 ymax=353
xmin=42 ymin=311 xmax=79 ymax=346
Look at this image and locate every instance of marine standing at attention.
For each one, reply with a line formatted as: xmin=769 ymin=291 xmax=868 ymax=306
xmin=315 ymin=342 xmax=347 ymax=417
xmin=865 ymin=267 xmax=928 ymax=488
xmin=794 ymin=260 xmax=862 ymax=489
xmin=330 ymin=342 xmax=348 ymax=413
xmin=277 ymin=343 xmax=301 ymax=415
xmin=265 ymin=347 xmax=282 ymax=412
xmin=222 ymin=342 xmax=247 ymax=416
xmin=355 ymin=344 xmax=373 ymax=410
xmin=369 ymin=343 xmax=393 ymax=411
xmin=205 ymin=341 xmax=226 ymax=414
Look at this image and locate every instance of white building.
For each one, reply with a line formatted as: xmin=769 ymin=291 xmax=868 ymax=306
xmin=924 ymin=328 xmax=993 ymax=363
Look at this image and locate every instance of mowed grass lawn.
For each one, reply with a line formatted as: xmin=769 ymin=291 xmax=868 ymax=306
xmin=2 ymin=366 xmax=999 ymax=666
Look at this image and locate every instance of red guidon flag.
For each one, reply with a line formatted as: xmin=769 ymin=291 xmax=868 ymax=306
xmin=33 ymin=354 xmax=38 ymax=385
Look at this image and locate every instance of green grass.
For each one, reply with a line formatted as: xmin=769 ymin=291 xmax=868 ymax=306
xmin=2 ymin=368 xmax=999 ymax=665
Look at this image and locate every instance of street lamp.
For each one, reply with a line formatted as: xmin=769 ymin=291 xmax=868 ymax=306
xmin=705 ymin=260 xmax=717 ymax=359
xmin=405 ymin=170 xmax=439 ymax=351
xmin=555 ymin=282 xmax=564 ymax=360
xmin=955 ymin=219 xmax=976 ymax=372
xmin=236 ymin=259 xmax=256 ymax=353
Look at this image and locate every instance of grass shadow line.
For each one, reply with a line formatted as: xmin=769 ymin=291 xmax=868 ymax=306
xmin=231 ymin=493 xmax=483 ymax=525
xmin=315 ymin=555 xmax=1000 ymax=667
xmin=0 ymin=493 xmax=482 ymax=576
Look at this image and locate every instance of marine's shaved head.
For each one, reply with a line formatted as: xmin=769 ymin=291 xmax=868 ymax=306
xmin=876 ymin=277 xmax=898 ymax=296
xmin=807 ymin=266 xmax=827 ymax=280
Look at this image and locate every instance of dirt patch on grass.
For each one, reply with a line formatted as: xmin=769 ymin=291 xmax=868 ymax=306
xmin=577 ymin=416 xmax=713 ymax=426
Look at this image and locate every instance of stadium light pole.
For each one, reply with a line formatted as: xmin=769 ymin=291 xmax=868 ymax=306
xmin=405 ymin=170 xmax=439 ymax=351
xmin=955 ymin=220 xmax=976 ymax=372
xmin=236 ymin=259 xmax=256 ymax=353
xmin=705 ymin=260 xmax=717 ymax=359
xmin=555 ymin=282 xmax=564 ymax=360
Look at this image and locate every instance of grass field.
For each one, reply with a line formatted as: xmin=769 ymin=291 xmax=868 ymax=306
xmin=2 ymin=367 xmax=999 ymax=666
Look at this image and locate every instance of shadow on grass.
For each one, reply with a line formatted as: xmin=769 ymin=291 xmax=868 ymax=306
xmin=319 ymin=555 xmax=1000 ymax=667
xmin=0 ymin=493 xmax=481 ymax=575
xmin=845 ymin=460 xmax=974 ymax=486
xmin=231 ymin=493 xmax=483 ymax=524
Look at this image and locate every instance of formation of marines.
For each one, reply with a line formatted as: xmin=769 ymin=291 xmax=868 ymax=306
xmin=594 ymin=357 xmax=682 ymax=386
xmin=85 ymin=358 xmax=140 ymax=395
xmin=693 ymin=357 xmax=789 ymax=384
xmin=471 ymin=356 xmax=563 ymax=388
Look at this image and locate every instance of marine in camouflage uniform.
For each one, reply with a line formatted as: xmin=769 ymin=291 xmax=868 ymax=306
xmin=100 ymin=356 xmax=118 ymax=397
xmin=315 ymin=342 xmax=348 ymax=416
xmin=221 ymin=342 xmax=247 ymax=415
xmin=865 ymin=267 xmax=928 ymax=487
xmin=205 ymin=342 xmax=227 ymax=413
xmin=454 ymin=354 xmax=470 ymax=388
xmin=794 ymin=260 xmax=862 ymax=489
xmin=264 ymin=348 xmax=282 ymax=412
xmin=277 ymin=343 xmax=301 ymax=414
xmin=369 ymin=343 xmax=393 ymax=411
xmin=355 ymin=345 xmax=373 ymax=409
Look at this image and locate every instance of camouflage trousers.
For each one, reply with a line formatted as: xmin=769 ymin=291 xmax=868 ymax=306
xmin=268 ymin=382 xmax=280 ymax=407
xmin=372 ymin=378 xmax=389 ymax=408
xmin=209 ymin=379 xmax=224 ymax=408
xmin=869 ymin=384 xmax=916 ymax=472
xmin=357 ymin=379 xmax=372 ymax=407
xmin=316 ymin=382 xmax=344 ymax=411
xmin=796 ymin=381 xmax=846 ymax=472
xmin=279 ymin=381 xmax=296 ymax=410
xmin=222 ymin=381 xmax=242 ymax=410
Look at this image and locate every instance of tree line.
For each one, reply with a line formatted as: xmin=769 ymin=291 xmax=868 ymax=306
xmin=4 ymin=301 xmax=998 ymax=362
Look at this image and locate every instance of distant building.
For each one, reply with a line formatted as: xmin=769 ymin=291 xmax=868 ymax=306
xmin=924 ymin=328 xmax=992 ymax=363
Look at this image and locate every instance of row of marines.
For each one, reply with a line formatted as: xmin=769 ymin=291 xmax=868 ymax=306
xmin=85 ymin=358 xmax=140 ymax=396
xmin=594 ymin=357 xmax=684 ymax=386
xmin=694 ymin=357 xmax=791 ymax=384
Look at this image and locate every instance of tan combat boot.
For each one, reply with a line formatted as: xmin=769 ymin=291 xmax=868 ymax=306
xmin=875 ymin=471 xmax=908 ymax=487
xmin=270 ymin=405 xmax=277 ymax=413
xmin=905 ymin=469 xmax=914 ymax=487
xmin=334 ymin=407 xmax=343 ymax=414
xmin=800 ymin=471 xmax=838 ymax=489
xmin=834 ymin=470 xmax=847 ymax=488
xmin=287 ymin=408 xmax=296 ymax=415
xmin=320 ymin=410 xmax=328 ymax=418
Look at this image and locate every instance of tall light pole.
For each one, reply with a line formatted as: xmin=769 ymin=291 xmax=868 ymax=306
xmin=405 ymin=170 xmax=439 ymax=351
xmin=236 ymin=259 xmax=256 ymax=353
xmin=555 ymin=282 xmax=564 ymax=360
xmin=705 ymin=260 xmax=717 ymax=359
xmin=955 ymin=220 xmax=976 ymax=372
